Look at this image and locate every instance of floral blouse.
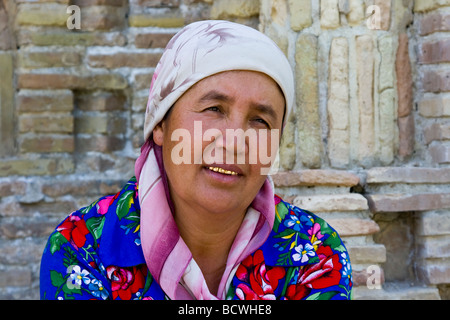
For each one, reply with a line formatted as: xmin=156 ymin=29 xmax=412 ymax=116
xmin=40 ymin=177 xmax=353 ymax=300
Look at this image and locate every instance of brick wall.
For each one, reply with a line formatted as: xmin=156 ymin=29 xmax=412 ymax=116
xmin=0 ymin=0 xmax=449 ymax=299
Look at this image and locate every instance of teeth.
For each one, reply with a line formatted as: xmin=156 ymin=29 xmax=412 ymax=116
xmin=208 ymin=166 xmax=238 ymax=176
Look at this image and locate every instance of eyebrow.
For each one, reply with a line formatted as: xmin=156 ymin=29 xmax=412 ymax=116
xmin=198 ymin=90 xmax=279 ymax=122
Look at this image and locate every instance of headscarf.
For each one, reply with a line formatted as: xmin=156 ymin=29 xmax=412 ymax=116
xmin=135 ymin=20 xmax=295 ymax=300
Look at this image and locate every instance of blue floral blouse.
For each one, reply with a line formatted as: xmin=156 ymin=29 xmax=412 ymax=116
xmin=40 ymin=177 xmax=353 ymax=300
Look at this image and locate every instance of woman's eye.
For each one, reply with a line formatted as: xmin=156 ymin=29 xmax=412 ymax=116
xmin=254 ymin=118 xmax=270 ymax=128
xmin=205 ymin=106 xmax=220 ymax=112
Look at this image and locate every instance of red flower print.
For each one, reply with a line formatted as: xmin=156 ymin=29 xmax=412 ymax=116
xmin=107 ymin=265 xmax=147 ymax=300
xmin=235 ymin=250 xmax=285 ymax=300
xmin=285 ymin=245 xmax=343 ymax=300
xmin=57 ymin=214 xmax=90 ymax=249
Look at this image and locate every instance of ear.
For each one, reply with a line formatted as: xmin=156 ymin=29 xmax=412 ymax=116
xmin=152 ymin=122 xmax=164 ymax=146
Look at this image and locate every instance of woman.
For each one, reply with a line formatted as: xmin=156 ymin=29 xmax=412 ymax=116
xmin=40 ymin=20 xmax=353 ymax=300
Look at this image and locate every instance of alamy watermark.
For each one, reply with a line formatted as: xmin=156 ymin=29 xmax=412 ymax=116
xmin=170 ymin=121 xmax=280 ymax=175
xmin=66 ymin=5 xmax=81 ymax=30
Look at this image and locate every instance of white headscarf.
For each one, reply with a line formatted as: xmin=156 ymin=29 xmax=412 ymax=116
xmin=135 ymin=20 xmax=295 ymax=300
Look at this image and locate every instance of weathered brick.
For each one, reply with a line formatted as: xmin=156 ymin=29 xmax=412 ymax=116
xmin=423 ymin=69 xmax=450 ymax=93
xmin=424 ymin=123 xmax=450 ymax=144
xmin=346 ymin=0 xmax=364 ymax=26
xmin=429 ymin=143 xmax=450 ymax=164
xmin=19 ymin=135 xmax=75 ymax=153
xmin=132 ymin=71 xmax=154 ymax=90
xmin=0 ymin=0 xmax=15 ymax=50
xmin=128 ymin=12 xmax=185 ymax=27
xmin=76 ymin=91 xmax=126 ymax=111
xmin=419 ymin=39 xmax=450 ymax=64
xmin=17 ymin=73 xmax=128 ymax=90
xmin=273 ymin=169 xmax=360 ymax=187
xmin=75 ymin=114 xmax=127 ymax=134
xmin=18 ymin=30 xmax=126 ymax=47
xmin=134 ymin=32 xmax=176 ymax=49
xmin=16 ymin=3 xmax=67 ymax=26
xmin=75 ymin=135 xmax=125 ymax=153
xmin=419 ymin=10 xmax=450 ymax=35
xmin=0 ymin=181 xmax=27 ymax=198
xmin=293 ymin=194 xmax=369 ymax=212
xmin=42 ymin=178 xmax=124 ymax=197
xmin=79 ymin=5 xmax=127 ymax=31
xmin=366 ymin=193 xmax=450 ymax=213
xmin=19 ymin=114 xmax=74 ymax=134
xmin=87 ymin=51 xmax=162 ymax=68
xmin=417 ymin=235 xmax=450 ymax=259
xmin=0 ymin=158 xmax=75 ymax=177
xmin=378 ymin=88 xmax=396 ymax=164
xmin=419 ymin=94 xmax=450 ymax=117
xmin=17 ymin=89 xmax=73 ymax=113
xmin=18 ymin=49 xmax=82 ymax=69
xmin=374 ymin=0 xmax=391 ymax=31
xmin=367 ymin=167 xmax=450 ymax=184
xmin=0 ymin=238 xmax=45 ymax=265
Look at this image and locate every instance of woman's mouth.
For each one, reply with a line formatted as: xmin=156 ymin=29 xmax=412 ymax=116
xmin=207 ymin=166 xmax=239 ymax=176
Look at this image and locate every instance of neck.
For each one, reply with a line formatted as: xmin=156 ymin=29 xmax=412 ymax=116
xmin=173 ymin=199 xmax=246 ymax=295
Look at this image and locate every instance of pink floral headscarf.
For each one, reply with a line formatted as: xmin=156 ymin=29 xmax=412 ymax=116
xmin=135 ymin=20 xmax=295 ymax=300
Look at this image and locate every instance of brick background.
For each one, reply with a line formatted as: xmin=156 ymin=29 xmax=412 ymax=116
xmin=0 ymin=0 xmax=449 ymax=299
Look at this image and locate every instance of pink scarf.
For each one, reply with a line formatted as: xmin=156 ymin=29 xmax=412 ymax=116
xmin=135 ymin=20 xmax=294 ymax=300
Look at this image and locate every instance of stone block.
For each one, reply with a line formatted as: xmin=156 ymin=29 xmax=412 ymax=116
xmin=78 ymin=5 xmax=127 ymax=31
xmin=417 ymin=259 xmax=450 ymax=285
xmin=295 ymin=34 xmax=322 ymax=168
xmin=417 ymin=235 xmax=450 ymax=259
xmin=293 ymin=193 xmax=369 ymax=212
xmin=346 ymin=0 xmax=364 ymax=26
xmin=75 ymin=135 xmax=125 ymax=153
xmin=356 ymin=35 xmax=375 ymax=165
xmin=378 ymin=88 xmax=396 ymax=165
xmin=288 ymin=0 xmax=312 ymax=31
xmin=320 ymin=0 xmax=340 ymax=29
xmin=366 ymin=193 xmax=450 ymax=213
xmin=325 ymin=217 xmax=380 ymax=236
xmin=347 ymin=244 xmax=387 ymax=264
xmin=378 ymin=35 xmax=395 ymax=92
xmin=396 ymin=34 xmax=413 ymax=118
xmin=366 ymin=167 xmax=450 ymax=184
xmin=210 ymin=0 xmax=259 ymax=19
xmin=0 ymin=52 xmax=15 ymax=157
xmin=397 ymin=114 xmax=415 ymax=157
xmin=272 ymin=169 xmax=360 ymax=187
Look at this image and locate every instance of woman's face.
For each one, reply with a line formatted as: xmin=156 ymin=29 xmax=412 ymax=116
xmin=153 ymin=70 xmax=285 ymax=215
